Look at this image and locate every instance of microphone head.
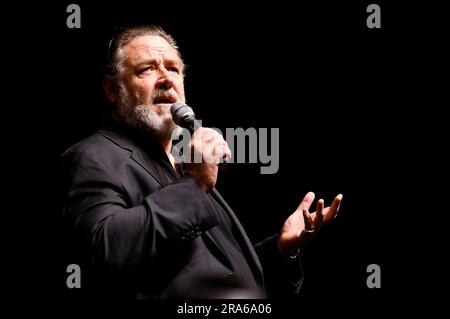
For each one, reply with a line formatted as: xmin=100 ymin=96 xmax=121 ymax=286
xmin=170 ymin=102 xmax=196 ymax=127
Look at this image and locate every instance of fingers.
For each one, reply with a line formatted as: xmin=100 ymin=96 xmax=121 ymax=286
xmin=323 ymin=194 xmax=343 ymax=223
xmin=300 ymin=193 xmax=342 ymax=232
xmin=297 ymin=192 xmax=315 ymax=212
xmin=213 ymin=143 xmax=232 ymax=163
xmin=302 ymin=208 xmax=315 ymax=231
xmin=190 ymin=128 xmax=230 ymax=164
xmin=314 ymin=199 xmax=324 ymax=228
xmin=284 ymin=193 xmax=342 ymax=250
xmin=223 ymin=144 xmax=232 ymax=161
xmin=297 ymin=208 xmax=315 ymax=244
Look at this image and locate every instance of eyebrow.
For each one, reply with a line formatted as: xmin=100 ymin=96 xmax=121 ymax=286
xmin=135 ymin=57 xmax=184 ymax=70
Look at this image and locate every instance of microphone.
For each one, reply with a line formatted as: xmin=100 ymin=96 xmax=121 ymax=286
xmin=170 ymin=102 xmax=201 ymax=134
xmin=170 ymin=102 xmax=229 ymax=166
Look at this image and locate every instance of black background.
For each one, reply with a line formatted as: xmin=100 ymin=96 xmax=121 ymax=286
xmin=6 ymin=0 xmax=447 ymax=313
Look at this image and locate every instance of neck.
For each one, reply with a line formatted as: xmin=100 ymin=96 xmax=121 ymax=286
xmin=160 ymin=138 xmax=172 ymax=156
xmin=161 ymin=138 xmax=176 ymax=170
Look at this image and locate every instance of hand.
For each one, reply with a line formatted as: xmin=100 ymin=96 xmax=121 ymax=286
xmin=183 ymin=127 xmax=231 ymax=192
xmin=278 ymin=192 xmax=343 ymax=257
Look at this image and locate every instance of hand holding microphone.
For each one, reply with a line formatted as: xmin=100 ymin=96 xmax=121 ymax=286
xmin=171 ymin=102 xmax=231 ymax=192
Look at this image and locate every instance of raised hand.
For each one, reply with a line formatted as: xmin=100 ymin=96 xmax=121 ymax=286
xmin=278 ymin=192 xmax=343 ymax=257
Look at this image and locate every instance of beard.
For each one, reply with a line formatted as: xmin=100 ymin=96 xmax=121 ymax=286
xmin=115 ymin=82 xmax=182 ymax=141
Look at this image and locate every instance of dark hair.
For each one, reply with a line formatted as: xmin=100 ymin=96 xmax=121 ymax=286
xmin=104 ymin=25 xmax=182 ymax=77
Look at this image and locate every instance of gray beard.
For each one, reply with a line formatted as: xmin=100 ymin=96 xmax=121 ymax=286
xmin=115 ymin=85 xmax=179 ymax=141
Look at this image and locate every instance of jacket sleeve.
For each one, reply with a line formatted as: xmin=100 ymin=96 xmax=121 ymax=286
xmin=60 ymin=147 xmax=220 ymax=271
xmin=254 ymin=234 xmax=303 ymax=297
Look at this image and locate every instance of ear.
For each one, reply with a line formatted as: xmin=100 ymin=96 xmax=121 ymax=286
xmin=103 ymin=76 xmax=119 ymax=104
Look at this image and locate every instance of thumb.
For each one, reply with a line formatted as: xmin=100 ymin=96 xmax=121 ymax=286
xmin=297 ymin=192 xmax=315 ymax=212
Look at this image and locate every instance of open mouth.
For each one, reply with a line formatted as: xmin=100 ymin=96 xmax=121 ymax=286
xmin=153 ymin=96 xmax=176 ymax=104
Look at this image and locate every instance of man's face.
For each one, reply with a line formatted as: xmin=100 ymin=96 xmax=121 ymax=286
xmin=115 ymin=35 xmax=186 ymax=139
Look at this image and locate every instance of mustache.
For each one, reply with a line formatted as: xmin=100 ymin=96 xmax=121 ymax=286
xmin=152 ymin=89 xmax=177 ymax=103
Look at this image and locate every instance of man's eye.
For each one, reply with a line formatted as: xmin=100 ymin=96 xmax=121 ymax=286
xmin=141 ymin=66 xmax=156 ymax=73
xmin=168 ymin=67 xmax=180 ymax=73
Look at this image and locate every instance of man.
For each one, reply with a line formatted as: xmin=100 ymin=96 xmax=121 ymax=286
xmin=60 ymin=25 xmax=342 ymax=298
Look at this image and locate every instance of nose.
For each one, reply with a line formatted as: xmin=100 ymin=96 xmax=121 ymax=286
xmin=155 ymin=66 xmax=175 ymax=90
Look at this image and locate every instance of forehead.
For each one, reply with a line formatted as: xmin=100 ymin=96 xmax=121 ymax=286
xmin=122 ymin=35 xmax=181 ymax=66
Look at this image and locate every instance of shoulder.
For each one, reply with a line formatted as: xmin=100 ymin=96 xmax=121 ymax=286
xmin=60 ymin=131 xmax=129 ymax=165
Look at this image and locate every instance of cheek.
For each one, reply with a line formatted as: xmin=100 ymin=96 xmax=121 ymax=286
xmin=176 ymin=79 xmax=186 ymax=98
xmin=131 ymin=80 xmax=155 ymax=103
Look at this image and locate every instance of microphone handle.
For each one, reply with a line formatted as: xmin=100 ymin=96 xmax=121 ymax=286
xmin=186 ymin=119 xmax=202 ymax=134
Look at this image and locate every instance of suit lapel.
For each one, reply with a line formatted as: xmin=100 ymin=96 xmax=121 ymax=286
xmin=211 ymin=189 xmax=264 ymax=284
xmin=204 ymin=231 xmax=234 ymax=270
xmin=130 ymin=149 xmax=174 ymax=187
xmin=97 ymin=128 xmax=173 ymax=188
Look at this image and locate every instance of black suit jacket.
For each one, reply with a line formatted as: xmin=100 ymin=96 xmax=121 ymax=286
xmin=60 ymin=120 xmax=303 ymax=298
